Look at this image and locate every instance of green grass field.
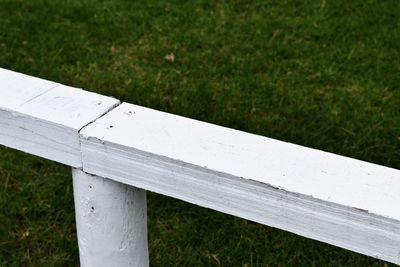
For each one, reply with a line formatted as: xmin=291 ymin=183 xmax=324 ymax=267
xmin=0 ymin=0 xmax=399 ymax=266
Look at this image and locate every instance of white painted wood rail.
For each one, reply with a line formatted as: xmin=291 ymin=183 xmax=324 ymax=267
xmin=1 ymin=68 xmax=400 ymax=266
xmin=0 ymin=69 xmax=120 ymax=166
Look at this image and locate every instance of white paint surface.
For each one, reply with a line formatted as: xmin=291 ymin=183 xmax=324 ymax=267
xmin=73 ymin=169 xmax=149 ymax=267
xmin=2 ymin=69 xmax=400 ymax=264
xmin=80 ymin=103 xmax=400 ymax=264
xmin=0 ymin=68 xmax=120 ymax=166
xmin=80 ymin=103 xmax=400 ymax=222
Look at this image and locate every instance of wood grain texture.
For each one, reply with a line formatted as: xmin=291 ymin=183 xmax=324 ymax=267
xmin=80 ymin=103 xmax=400 ymax=264
xmin=0 ymin=68 xmax=120 ymax=166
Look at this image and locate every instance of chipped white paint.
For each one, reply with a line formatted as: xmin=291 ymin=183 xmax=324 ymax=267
xmin=80 ymin=103 xmax=400 ymax=264
xmin=1 ymin=69 xmax=400 ymax=265
xmin=0 ymin=68 xmax=120 ymax=166
xmin=73 ymin=169 xmax=149 ymax=267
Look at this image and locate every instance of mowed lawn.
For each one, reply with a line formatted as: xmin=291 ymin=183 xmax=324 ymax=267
xmin=0 ymin=0 xmax=399 ymax=266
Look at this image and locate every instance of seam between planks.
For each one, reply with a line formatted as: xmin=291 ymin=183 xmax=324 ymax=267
xmin=77 ymin=101 xmax=122 ymax=168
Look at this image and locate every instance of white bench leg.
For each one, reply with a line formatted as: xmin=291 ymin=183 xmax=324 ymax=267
xmin=72 ymin=168 xmax=149 ymax=267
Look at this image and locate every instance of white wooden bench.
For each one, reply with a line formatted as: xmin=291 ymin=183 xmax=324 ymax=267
xmin=1 ymin=68 xmax=399 ymax=266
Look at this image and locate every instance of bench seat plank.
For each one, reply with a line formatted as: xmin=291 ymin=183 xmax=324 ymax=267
xmin=80 ymin=103 xmax=400 ymax=264
xmin=0 ymin=69 xmax=120 ymax=166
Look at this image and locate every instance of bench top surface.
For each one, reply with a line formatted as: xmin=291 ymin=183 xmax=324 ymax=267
xmin=1 ymin=68 xmax=399 ymax=221
xmin=0 ymin=68 xmax=119 ymax=130
xmin=81 ymin=102 xmax=400 ymax=221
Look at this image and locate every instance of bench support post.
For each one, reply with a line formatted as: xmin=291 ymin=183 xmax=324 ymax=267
xmin=72 ymin=168 xmax=149 ymax=267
